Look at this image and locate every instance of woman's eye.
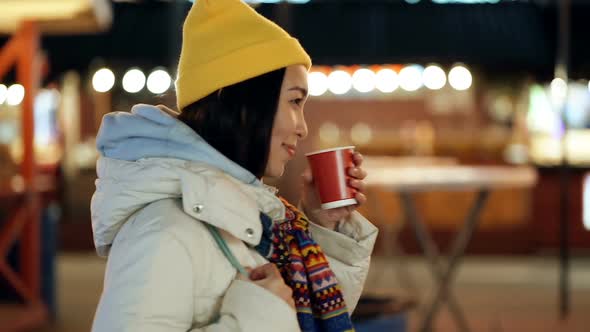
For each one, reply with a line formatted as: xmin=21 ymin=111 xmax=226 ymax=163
xmin=291 ymin=98 xmax=303 ymax=106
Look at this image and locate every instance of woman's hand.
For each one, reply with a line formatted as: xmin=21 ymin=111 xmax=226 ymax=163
xmin=300 ymin=151 xmax=367 ymax=230
xmin=239 ymin=264 xmax=295 ymax=309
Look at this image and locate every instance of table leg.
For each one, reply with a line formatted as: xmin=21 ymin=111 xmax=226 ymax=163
xmin=400 ymin=190 xmax=489 ymax=332
xmin=399 ymin=192 xmax=471 ymax=332
xmin=369 ymin=187 xmax=419 ymax=296
xmin=422 ymin=190 xmax=490 ymax=331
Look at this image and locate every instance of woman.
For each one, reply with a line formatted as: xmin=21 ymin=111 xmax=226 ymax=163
xmin=90 ymin=1 xmax=377 ymax=331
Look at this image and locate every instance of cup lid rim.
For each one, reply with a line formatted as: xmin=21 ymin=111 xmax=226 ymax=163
xmin=305 ymin=146 xmax=356 ymax=157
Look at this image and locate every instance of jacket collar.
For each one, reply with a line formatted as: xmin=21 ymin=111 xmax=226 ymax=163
xmin=177 ymin=161 xmax=285 ymax=245
xmin=92 ymin=156 xmax=285 ymax=254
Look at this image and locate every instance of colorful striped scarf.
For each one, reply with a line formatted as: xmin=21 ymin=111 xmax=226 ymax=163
xmin=255 ymin=197 xmax=355 ymax=332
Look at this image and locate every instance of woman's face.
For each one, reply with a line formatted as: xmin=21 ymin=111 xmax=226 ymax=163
xmin=264 ymin=65 xmax=309 ymax=178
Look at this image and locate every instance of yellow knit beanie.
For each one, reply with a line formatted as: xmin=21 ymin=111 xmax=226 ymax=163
xmin=176 ymin=0 xmax=312 ymax=111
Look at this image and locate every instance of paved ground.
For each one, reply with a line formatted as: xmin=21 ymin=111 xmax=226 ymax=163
xmin=26 ymin=254 xmax=590 ymax=332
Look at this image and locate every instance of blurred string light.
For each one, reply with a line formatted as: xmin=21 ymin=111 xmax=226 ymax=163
xmin=6 ymin=84 xmax=25 ymax=106
xmin=0 ymin=84 xmax=7 ymax=104
xmin=375 ymin=68 xmax=399 ymax=93
xmin=352 ymin=68 xmax=376 ymax=93
xmin=308 ymin=71 xmax=329 ymax=96
xmin=147 ymin=69 xmax=172 ymax=94
xmin=448 ymin=65 xmax=472 ymax=90
xmin=422 ymin=65 xmax=446 ymax=90
xmin=92 ymin=68 xmax=115 ymax=93
xmin=296 ymin=63 xmax=477 ymax=96
xmin=328 ymin=70 xmax=352 ymax=95
xmin=399 ymin=65 xmax=423 ymax=91
xmin=122 ymin=68 xmax=146 ymax=93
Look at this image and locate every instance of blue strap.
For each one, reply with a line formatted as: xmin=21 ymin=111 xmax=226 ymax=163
xmin=205 ymin=223 xmax=249 ymax=277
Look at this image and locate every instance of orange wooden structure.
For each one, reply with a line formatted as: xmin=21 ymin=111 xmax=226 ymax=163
xmin=0 ymin=21 xmax=48 ymax=331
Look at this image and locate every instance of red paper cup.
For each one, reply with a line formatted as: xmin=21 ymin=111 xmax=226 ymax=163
xmin=305 ymin=146 xmax=358 ymax=210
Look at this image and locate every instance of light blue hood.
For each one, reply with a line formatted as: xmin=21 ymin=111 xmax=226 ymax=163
xmin=92 ymin=104 xmax=278 ymax=256
xmin=96 ymin=104 xmax=261 ymax=186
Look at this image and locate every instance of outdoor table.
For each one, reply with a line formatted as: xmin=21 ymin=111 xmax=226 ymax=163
xmin=364 ymin=162 xmax=538 ymax=332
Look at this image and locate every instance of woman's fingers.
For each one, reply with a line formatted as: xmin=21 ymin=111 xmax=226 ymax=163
xmin=352 ymin=152 xmax=364 ymax=166
xmin=355 ymin=192 xmax=367 ymax=206
xmin=249 ymin=263 xmax=280 ymax=280
xmin=349 ymin=178 xmax=366 ymax=193
xmin=348 ymin=167 xmax=367 ymax=180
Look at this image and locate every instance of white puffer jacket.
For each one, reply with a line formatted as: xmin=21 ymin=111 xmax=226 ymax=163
xmin=90 ymin=157 xmax=378 ymax=332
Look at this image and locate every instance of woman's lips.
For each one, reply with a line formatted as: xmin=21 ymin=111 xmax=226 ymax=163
xmin=283 ymin=144 xmax=296 ymax=157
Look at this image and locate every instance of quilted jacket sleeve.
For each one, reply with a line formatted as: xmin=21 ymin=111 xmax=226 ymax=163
xmin=308 ymin=211 xmax=378 ymax=313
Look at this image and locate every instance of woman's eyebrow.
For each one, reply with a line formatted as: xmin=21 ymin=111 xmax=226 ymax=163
xmin=288 ymin=86 xmax=308 ymax=96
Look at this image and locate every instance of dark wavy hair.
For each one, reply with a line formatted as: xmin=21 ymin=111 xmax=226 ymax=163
xmin=178 ymin=68 xmax=286 ymax=179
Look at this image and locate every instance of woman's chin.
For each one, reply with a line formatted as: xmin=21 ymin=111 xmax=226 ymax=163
xmin=264 ymin=163 xmax=286 ymax=178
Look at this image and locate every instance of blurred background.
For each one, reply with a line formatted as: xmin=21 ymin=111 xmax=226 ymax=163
xmin=1 ymin=0 xmax=589 ymax=331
